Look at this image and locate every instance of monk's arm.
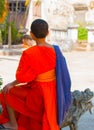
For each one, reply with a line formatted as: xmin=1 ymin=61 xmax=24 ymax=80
xmin=2 ymin=79 xmax=26 ymax=94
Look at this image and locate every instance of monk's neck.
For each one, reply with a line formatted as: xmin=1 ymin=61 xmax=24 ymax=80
xmin=36 ymin=38 xmax=47 ymax=46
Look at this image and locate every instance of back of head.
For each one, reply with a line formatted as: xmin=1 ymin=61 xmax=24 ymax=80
xmin=30 ymin=19 xmax=48 ymax=38
xmin=22 ymin=35 xmax=32 ymax=41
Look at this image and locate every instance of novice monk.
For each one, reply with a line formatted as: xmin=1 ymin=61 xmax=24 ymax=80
xmin=21 ymin=34 xmax=36 ymax=48
xmin=0 ymin=19 xmax=71 ymax=130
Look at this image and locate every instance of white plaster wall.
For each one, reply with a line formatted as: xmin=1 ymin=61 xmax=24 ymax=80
xmin=67 ymin=29 xmax=78 ymax=42
xmin=69 ymin=0 xmax=91 ymax=5
xmin=41 ymin=0 xmax=74 ymax=29
xmin=88 ymin=31 xmax=94 ymax=43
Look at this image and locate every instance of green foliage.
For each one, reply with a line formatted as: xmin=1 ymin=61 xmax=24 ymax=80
xmin=11 ymin=22 xmax=22 ymax=44
xmin=1 ymin=21 xmax=23 ymax=44
xmin=78 ymin=27 xmax=88 ymax=41
xmin=0 ymin=0 xmax=5 ymax=17
xmin=1 ymin=22 xmax=8 ymax=44
xmin=0 ymin=77 xmax=3 ymax=92
xmin=0 ymin=77 xmax=3 ymax=86
xmin=0 ymin=30 xmax=2 ymax=44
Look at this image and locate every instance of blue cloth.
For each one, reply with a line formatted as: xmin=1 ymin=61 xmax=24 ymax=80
xmin=53 ymin=45 xmax=72 ymax=127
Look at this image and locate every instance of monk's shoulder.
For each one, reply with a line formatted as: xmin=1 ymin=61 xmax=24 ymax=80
xmin=24 ymin=46 xmax=39 ymax=55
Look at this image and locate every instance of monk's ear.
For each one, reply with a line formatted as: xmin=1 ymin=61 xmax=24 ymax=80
xmin=30 ymin=31 xmax=33 ymax=37
xmin=47 ymin=30 xmax=49 ymax=36
xmin=47 ymin=30 xmax=51 ymax=37
xmin=30 ymin=31 xmax=35 ymax=39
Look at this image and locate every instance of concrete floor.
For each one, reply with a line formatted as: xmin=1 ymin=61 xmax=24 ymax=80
xmin=63 ymin=51 xmax=94 ymax=130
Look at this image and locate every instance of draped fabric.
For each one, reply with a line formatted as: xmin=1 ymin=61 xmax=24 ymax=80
xmin=53 ymin=45 xmax=71 ymax=127
xmin=0 ymin=45 xmax=71 ymax=129
xmin=0 ymin=46 xmax=59 ymax=130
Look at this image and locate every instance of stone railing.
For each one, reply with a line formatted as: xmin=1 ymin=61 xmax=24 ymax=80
xmin=49 ymin=28 xmax=73 ymax=52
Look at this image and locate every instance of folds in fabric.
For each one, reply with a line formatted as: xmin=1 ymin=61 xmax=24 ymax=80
xmin=53 ymin=45 xmax=72 ymax=127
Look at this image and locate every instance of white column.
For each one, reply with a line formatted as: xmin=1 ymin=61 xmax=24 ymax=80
xmin=25 ymin=0 xmax=33 ymax=34
xmin=67 ymin=28 xmax=78 ymax=42
xmin=88 ymin=29 xmax=94 ymax=43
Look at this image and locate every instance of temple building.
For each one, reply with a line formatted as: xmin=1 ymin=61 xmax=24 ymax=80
xmin=7 ymin=0 xmax=94 ymax=50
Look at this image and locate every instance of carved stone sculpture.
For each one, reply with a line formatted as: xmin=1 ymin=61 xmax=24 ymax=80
xmin=61 ymin=88 xmax=94 ymax=130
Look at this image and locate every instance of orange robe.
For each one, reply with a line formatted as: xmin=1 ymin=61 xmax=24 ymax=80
xmin=0 ymin=46 xmax=59 ymax=130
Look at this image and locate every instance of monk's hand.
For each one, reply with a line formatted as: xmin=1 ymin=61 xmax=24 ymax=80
xmin=3 ymin=82 xmax=14 ymax=94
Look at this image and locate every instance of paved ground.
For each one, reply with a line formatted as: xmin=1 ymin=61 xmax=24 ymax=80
xmin=0 ymin=50 xmax=94 ymax=130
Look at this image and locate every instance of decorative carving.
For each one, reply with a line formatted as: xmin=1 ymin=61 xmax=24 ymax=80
xmin=46 ymin=0 xmax=74 ymax=29
xmin=61 ymin=88 xmax=94 ymax=130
